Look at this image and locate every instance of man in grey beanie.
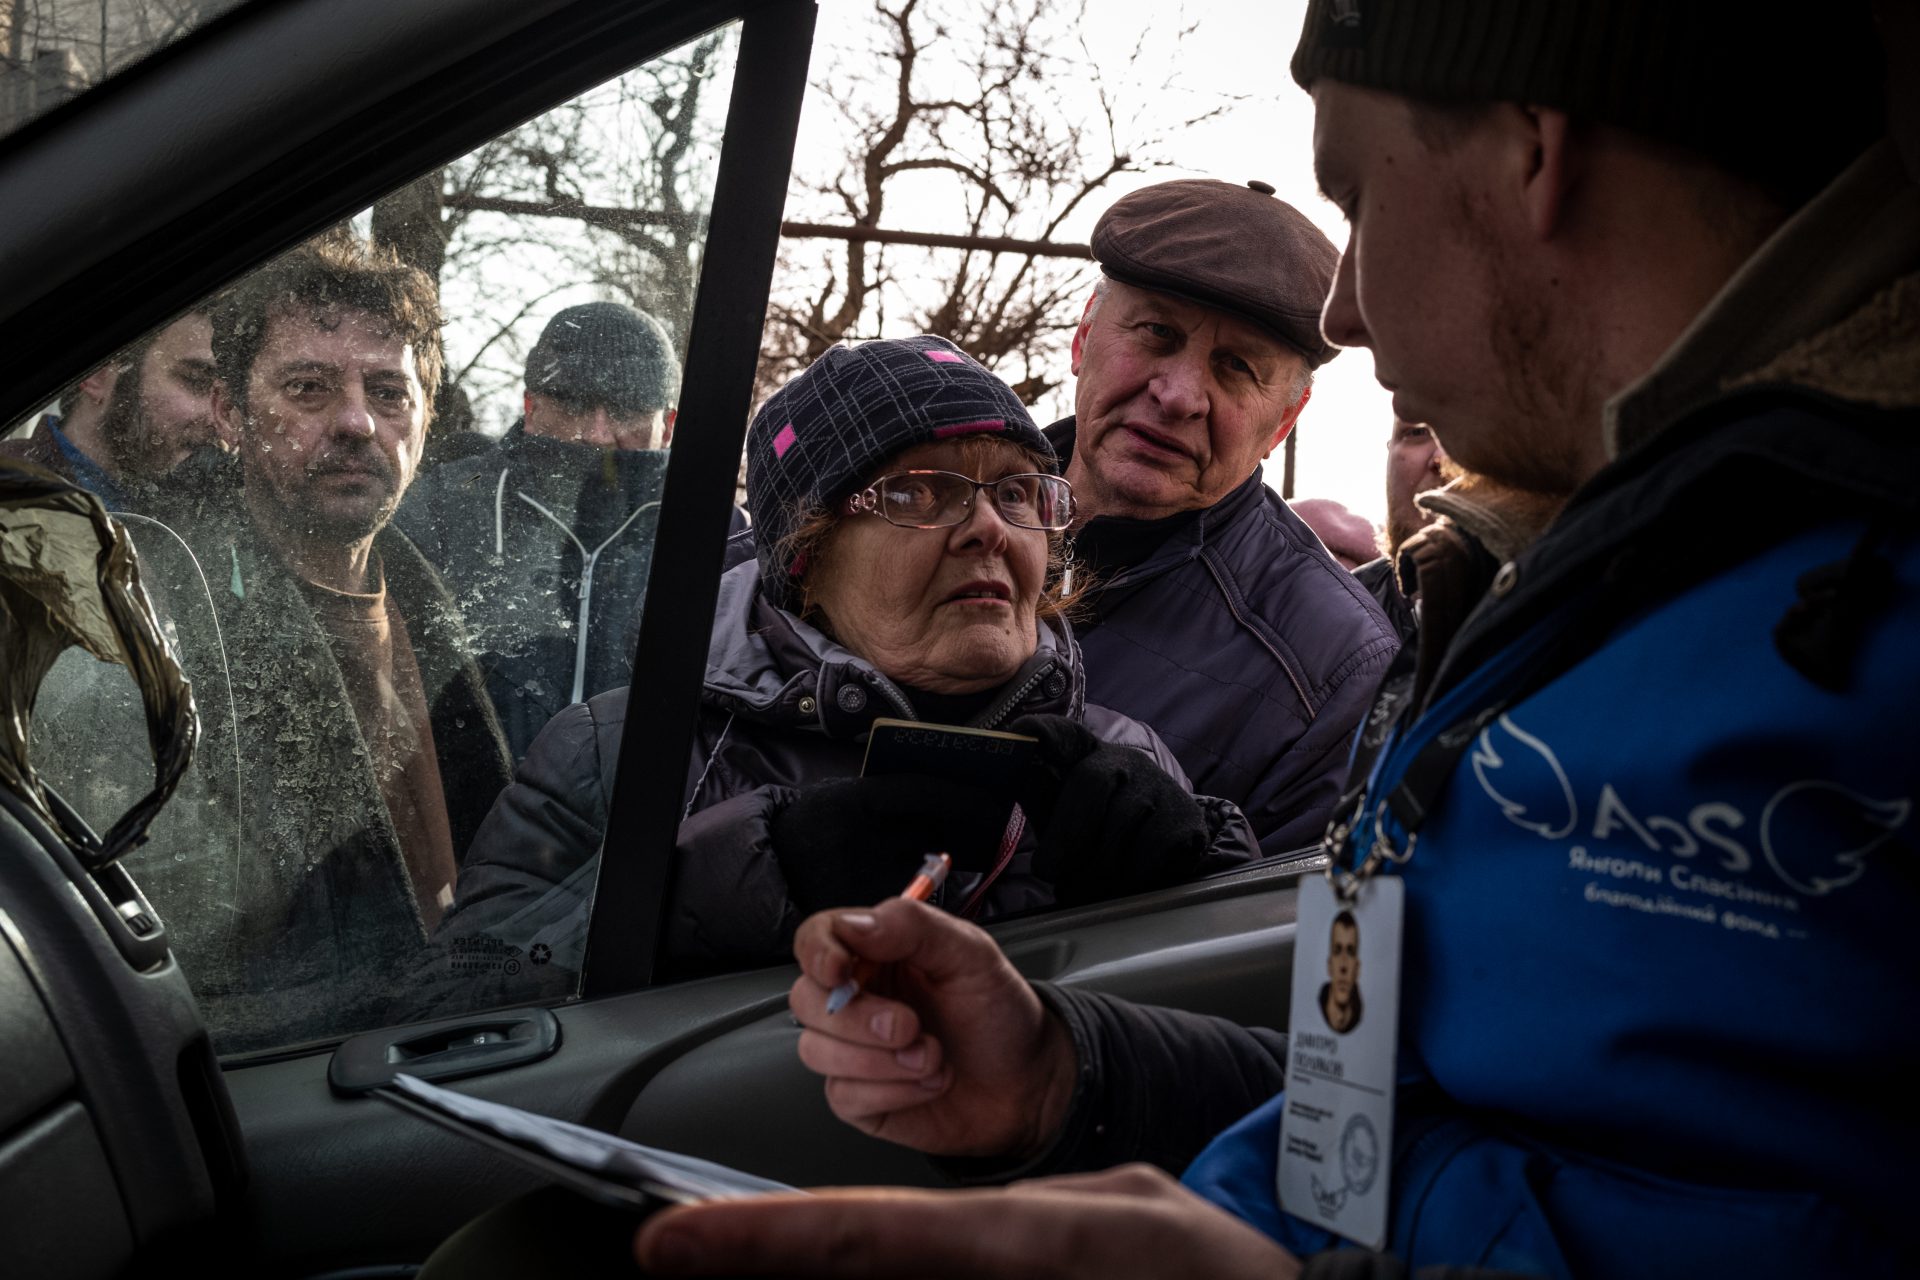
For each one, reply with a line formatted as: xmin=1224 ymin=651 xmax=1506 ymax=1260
xmin=520 ymin=300 xmax=680 ymax=451
xmin=622 ymin=3 xmax=1917 ymax=1279
xmin=399 ymin=300 xmax=697 ymax=759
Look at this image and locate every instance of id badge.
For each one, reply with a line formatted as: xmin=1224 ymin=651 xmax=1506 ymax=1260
xmin=1277 ymin=874 xmax=1404 ymax=1249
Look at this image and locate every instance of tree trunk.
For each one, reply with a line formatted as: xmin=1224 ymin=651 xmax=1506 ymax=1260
xmin=372 ymin=171 xmax=450 ymax=284
xmin=372 ymin=171 xmax=475 ymax=437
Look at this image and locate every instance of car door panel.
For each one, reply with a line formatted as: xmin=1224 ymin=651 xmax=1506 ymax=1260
xmin=225 ymin=969 xmax=791 ymax=1270
xmin=220 ymin=862 xmax=1307 ymax=1272
xmin=615 ymin=865 xmax=1307 ymax=1188
xmin=0 ymin=785 xmax=235 ymax=1275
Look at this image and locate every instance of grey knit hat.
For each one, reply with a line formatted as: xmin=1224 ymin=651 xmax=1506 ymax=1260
xmin=525 ymin=302 xmax=680 ymax=412
xmin=745 ymin=335 xmax=1055 ymax=608
xmin=1290 ymin=0 xmax=1883 ymax=204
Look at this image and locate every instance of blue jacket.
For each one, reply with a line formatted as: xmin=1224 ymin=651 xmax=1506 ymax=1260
xmin=1051 ymin=419 xmax=1400 ymax=857
xmin=996 ymin=143 xmax=1920 ymax=1280
xmin=1179 ymin=395 xmax=1919 ymax=1277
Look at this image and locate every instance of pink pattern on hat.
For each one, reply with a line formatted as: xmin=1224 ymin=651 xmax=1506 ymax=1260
xmin=773 ymin=423 xmax=798 ymax=458
xmin=925 ymin=349 xmax=966 ymax=364
xmin=932 ymin=419 xmax=1006 ymax=438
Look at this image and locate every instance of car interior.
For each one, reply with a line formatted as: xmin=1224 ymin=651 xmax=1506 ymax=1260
xmin=0 ymin=0 xmax=1317 ymax=1274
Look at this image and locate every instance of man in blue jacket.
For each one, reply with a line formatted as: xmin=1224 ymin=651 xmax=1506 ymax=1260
xmin=1057 ymin=179 xmax=1400 ymax=857
xmin=630 ymin=2 xmax=1915 ymax=1278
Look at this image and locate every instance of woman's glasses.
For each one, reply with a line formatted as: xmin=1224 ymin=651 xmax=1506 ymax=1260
xmin=846 ymin=469 xmax=1075 ymax=531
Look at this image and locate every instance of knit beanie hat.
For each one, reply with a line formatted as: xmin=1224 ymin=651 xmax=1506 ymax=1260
xmin=745 ymin=335 xmax=1055 ymax=609
xmin=1290 ymin=0 xmax=1884 ymax=206
xmin=526 ymin=301 xmax=681 ymax=412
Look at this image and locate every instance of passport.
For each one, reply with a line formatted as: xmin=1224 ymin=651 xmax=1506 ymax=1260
xmin=859 ymin=717 xmax=1038 ymax=799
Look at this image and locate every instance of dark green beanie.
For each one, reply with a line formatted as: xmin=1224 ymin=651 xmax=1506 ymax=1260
xmin=1290 ymin=0 xmax=1884 ymax=205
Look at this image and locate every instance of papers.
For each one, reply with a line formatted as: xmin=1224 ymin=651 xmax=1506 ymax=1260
xmin=380 ymin=1072 xmax=797 ymax=1211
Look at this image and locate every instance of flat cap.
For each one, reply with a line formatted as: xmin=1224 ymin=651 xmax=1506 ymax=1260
xmin=1092 ymin=179 xmax=1341 ymax=368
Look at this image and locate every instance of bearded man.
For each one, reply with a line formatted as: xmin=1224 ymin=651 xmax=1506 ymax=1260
xmin=1 ymin=309 xmax=217 ymax=504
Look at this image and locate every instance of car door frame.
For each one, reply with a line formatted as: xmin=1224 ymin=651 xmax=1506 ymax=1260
xmin=2 ymin=0 xmax=819 ymax=1036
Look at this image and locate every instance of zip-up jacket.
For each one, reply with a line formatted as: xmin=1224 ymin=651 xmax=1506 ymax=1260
xmin=1053 ymin=420 xmax=1401 ymax=859
xmin=397 ymin=422 xmax=674 ymax=759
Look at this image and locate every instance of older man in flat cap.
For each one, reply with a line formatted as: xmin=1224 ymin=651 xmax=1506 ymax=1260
xmin=1053 ymin=178 xmax=1398 ymax=858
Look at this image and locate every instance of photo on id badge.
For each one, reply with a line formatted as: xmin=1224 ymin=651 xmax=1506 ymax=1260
xmin=1279 ymin=873 xmax=1403 ymax=1249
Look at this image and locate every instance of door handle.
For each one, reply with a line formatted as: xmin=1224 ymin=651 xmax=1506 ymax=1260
xmin=328 ymin=1006 xmax=560 ymax=1095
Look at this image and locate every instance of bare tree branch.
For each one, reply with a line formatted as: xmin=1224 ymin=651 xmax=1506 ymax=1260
xmin=758 ymin=0 xmax=1226 ymax=410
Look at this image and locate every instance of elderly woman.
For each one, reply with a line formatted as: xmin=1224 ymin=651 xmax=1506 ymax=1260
xmin=443 ymin=336 xmax=1257 ymax=977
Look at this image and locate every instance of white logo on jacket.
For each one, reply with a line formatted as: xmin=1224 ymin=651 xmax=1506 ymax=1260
xmin=1468 ymin=714 xmax=1908 ymax=901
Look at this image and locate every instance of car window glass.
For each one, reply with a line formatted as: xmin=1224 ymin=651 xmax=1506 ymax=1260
xmin=3 ymin=21 xmax=742 ymax=1055
xmin=1 ymin=0 xmax=251 ymax=143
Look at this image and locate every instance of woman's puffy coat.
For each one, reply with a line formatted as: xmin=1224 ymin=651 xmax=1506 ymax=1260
xmin=442 ymin=560 xmax=1260 ymax=974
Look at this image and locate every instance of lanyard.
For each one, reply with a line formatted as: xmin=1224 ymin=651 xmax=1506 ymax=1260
xmin=1324 ymin=597 xmax=1585 ymax=902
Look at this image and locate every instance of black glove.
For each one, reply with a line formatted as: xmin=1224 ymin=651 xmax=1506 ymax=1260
xmin=1008 ymin=713 xmax=1211 ymax=906
xmin=769 ymin=774 xmax=1007 ymax=914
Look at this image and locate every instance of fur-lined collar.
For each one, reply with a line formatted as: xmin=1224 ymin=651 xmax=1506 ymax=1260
xmin=1606 ymin=141 xmax=1920 ymax=460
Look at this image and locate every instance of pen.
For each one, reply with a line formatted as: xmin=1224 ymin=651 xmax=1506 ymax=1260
xmin=824 ymin=852 xmax=952 ymax=1015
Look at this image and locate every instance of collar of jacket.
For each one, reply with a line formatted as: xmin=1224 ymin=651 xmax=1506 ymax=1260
xmin=1391 ymin=475 xmax=1568 ymax=707
xmin=493 ymin=417 xmax=673 ymax=478
xmin=1045 ymin=415 xmax=1266 ymax=588
xmin=1606 ymin=140 xmax=1920 ymax=461
xmin=701 ymin=558 xmax=1086 ymax=739
xmin=1426 ymin=393 xmax=1919 ymax=720
xmin=39 ymin=417 xmax=128 ymax=509
xmin=1398 ymin=145 xmax=1920 ymax=711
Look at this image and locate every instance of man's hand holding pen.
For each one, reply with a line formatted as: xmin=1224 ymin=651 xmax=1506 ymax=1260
xmin=636 ymin=898 xmax=1304 ymax=1280
xmin=785 ymin=897 xmax=1076 ymax=1161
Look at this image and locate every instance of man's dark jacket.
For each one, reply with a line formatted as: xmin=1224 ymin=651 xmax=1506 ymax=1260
xmin=397 ymin=422 xmax=672 ymax=760
xmin=1353 ymin=555 xmax=1417 ymax=644
xmin=0 ymin=414 xmax=122 ymax=505
xmin=0 ymin=416 xmax=77 ymax=482
xmin=1052 ymin=419 xmax=1399 ymax=856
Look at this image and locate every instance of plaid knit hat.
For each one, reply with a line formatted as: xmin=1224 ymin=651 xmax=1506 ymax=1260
xmin=1290 ymin=0 xmax=1883 ymax=206
xmin=746 ymin=335 xmax=1055 ymax=608
xmin=525 ymin=302 xmax=680 ymax=412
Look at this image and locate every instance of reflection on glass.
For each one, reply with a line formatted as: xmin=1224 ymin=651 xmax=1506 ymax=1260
xmin=5 ymin=22 xmax=742 ymax=1053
